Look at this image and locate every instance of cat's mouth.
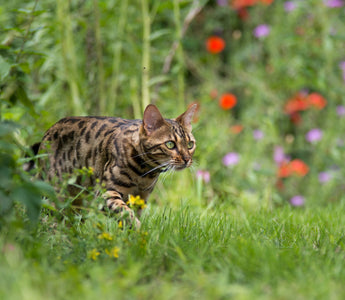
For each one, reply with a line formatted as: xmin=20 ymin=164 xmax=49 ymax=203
xmin=159 ymin=163 xmax=188 ymax=172
xmin=173 ymin=160 xmax=192 ymax=171
xmin=154 ymin=159 xmax=192 ymax=173
xmin=174 ymin=165 xmax=187 ymax=171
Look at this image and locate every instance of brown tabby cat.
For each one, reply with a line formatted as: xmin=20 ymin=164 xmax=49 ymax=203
xmin=35 ymin=104 xmax=197 ymax=227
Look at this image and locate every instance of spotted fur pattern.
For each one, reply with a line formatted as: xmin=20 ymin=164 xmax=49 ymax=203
xmin=37 ymin=104 xmax=197 ymax=227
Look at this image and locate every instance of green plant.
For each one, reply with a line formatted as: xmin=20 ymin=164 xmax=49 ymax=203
xmin=0 ymin=121 xmax=55 ymax=228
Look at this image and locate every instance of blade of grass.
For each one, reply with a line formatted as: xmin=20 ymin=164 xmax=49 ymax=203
xmin=93 ymin=0 xmax=106 ymax=115
xmin=141 ymin=0 xmax=151 ymax=111
xmin=173 ymin=0 xmax=185 ymax=111
xmin=56 ymin=0 xmax=85 ymax=115
xmin=108 ymin=0 xmax=128 ymax=115
xmin=131 ymin=77 xmax=141 ymax=119
xmin=156 ymin=0 xmax=205 ymax=104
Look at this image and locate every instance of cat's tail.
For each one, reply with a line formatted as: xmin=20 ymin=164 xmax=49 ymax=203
xmin=23 ymin=142 xmax=41 ymax=172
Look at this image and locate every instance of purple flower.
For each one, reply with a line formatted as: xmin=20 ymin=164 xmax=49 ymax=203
xmin=337 ymin=105 xmax=345 ymax=117
xmin=290 ymin=195 xmax=305 ymax=206
xmin=217 ymin=0 xmax=228 ymax=6
xmin=318 ymin=171 xmax=332 ymax=184
xmin=274 ymin=146 xmax=287 ymax=165
xmin=340 ymin=61 xmax=345 ymax=71
xmin=253 ymin=129 xmax=264 ymax=141
xmin=324 ymin=0 xmax=344 ymax=7
xmin=284 ymin=1 xmax=296 ymax=11
xmin=253 ymin=24 xmax=270 ymax=38
xmin=196 ymin=170 xmax=210 ymax=183
xmin=223 ymin=152 xmax=240 ymax=167
xmin=306 ymin=128 xmax=323 ymax=143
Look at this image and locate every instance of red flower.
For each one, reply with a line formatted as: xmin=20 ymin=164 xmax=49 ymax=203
xmin=232 ymin=0 xmax=256 ymax=9
xmin=219 ymin=93 xmax=237 ymax=110
xmin=260 ymin=0 xmax=274 ymax=4
xmin=284 ymin=92 xmax=327 ymax=114
xmin=307 ymin=93 xmax=327 ymax=110
xmin=278 ymin=159 xmax=309 ymax=178
xmin=232 ymin=0 xmax=274 ymax=9
xmin=290 ymin=159 xmax=309 ymax=177
xmin=278 ymin=162 xmax=291 ymax=178
xmin=284 ymin=93 xmax=309 ymax=114
xmin=237 ymin=8 xmax=249 ymax=20
xmin=230 ymin=124 xmax=244 ymax=134
xmin=206 ymin=36 xmax=226 ymax=54
xmin=290 ymin=112 xmax=302 ymax=125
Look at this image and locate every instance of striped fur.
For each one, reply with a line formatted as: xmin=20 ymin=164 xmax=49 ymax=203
xmin=37 ymin=104 xmax=197 ymax=227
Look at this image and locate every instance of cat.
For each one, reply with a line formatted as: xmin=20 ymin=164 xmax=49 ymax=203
xmin=34 ymin=104 xmax=197 ymax=227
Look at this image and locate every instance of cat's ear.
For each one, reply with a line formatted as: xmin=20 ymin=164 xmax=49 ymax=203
xmin=175 ymin=104 xmax=198 ymax=132
xmin=142 ymin=104 xmax=166 ymax=135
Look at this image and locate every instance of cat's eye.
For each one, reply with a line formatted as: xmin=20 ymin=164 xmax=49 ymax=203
xmin=187 ymin=141 xmax=194 ymax=149
xmin=165 ymin=141 xmax=176 ymax=149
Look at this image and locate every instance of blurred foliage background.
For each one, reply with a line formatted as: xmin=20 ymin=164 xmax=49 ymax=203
xmin=1 ymin=0 xmax=345 ymax=225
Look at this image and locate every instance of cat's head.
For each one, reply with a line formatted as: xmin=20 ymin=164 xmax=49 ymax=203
xmin=139 ymin=104 xmax=197 ymax=171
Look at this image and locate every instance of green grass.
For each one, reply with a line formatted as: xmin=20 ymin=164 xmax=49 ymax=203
xmin=1 ymin=1 xmax=345 ymax=299
xmin=2 ymin=201 xmax=345 ymax=299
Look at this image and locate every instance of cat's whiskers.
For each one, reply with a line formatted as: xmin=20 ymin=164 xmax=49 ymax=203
xmin=139 ymin=157 xmax=161 ymax=167
xmin=131 ymin=151 xmax=155 ymax=159
xmin=144 ymin=176 xmax=160 ymax=191
xmin=188 ymin=165 xmax=197 ymax=185
xmin=141 ymin=161 xmax=170 ymax=177
xmin=159 ymin=165 xmax=175 ymax=185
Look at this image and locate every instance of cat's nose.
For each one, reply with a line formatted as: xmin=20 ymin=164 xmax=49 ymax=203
xmin=183 ymin=156 xmax=192 ymax=166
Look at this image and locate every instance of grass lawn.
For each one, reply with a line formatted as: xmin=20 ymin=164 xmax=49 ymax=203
xmin=1 ymin=1 xmax=345 ymax=299
xmin=2 ymin=201 xmax=345 ymax=299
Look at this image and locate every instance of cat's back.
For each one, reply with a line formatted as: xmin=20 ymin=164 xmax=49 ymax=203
xmin=39 ymin=116 xmax=142 ymax=179
xmin=42 ymin=116 xmax=141 ymax=145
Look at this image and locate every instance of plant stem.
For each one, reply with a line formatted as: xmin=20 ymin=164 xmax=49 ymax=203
xmin=93 ymin=0 xmax=106 ymax=115
xmin=15 ymin=0 xmax=39 ymax=64
xmin=109 ymin=0 xmax=128 ymax=114
xmin=162 ymin=0 xmax=204 ymax=74
xmin=56 ymin=0 xmax=85 ymax=115
xmin=173 ymin=0 xmax=185 ymax=110
xmin=131 ymin=77 xmax=141 ymax=119
xmin=157 ymin=0 xmax=204 ymax=104
xmin=141 ymin=0 xmax=151 ymax=111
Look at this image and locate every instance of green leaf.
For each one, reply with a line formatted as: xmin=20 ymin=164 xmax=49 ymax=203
xmin=0 ymin=55 xmax=11 ymax=81
xmin=148 ymin=75 xmax=170 ymax=87
xmin=0 ymin=121 xmax=19 ymax=137
xmin=149 ymin=29 xmax=171 ymax=41
xmin=32 ymin=180 xmax=57 ymax=202
xmin=0 ymin=191 xmax=13 ymax=216
xmin=15 ymin=85 xmax=39 ymax=117
xmin=11 ymin=183 xmax=42 ymax=223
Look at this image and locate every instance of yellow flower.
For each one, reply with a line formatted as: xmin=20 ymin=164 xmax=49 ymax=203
xmin=98 ymin=232 xmax=113 ymax=241
xmin=78 ymin=166 xmax=94 ymax=176
xmin=105 ymin=247 xmax=120 ymax=258
xmin=88 ymin=249 xmax=100 ymax=260
xmin=127 ymin=195 xmax=147 ymax=209
xmin=87 ymin=167 xmax=94 ymax=175
xmin=118 ymin=221 xmax=123 ymax=229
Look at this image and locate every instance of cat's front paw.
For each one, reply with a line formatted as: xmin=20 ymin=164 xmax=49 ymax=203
xmin=118 ymin=211 xmax=141 ymax=230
